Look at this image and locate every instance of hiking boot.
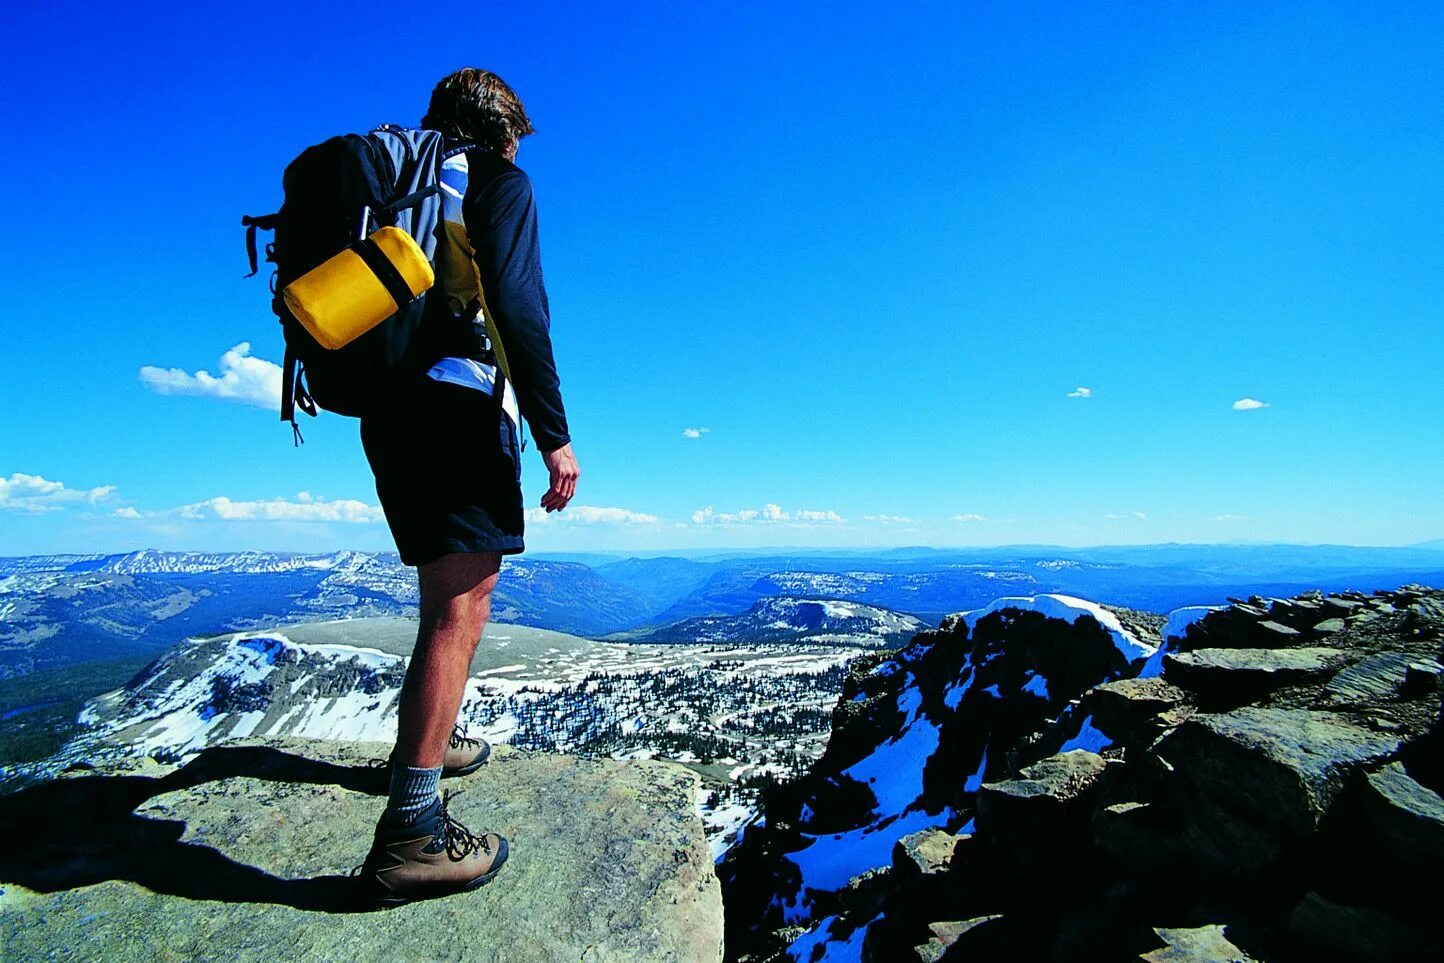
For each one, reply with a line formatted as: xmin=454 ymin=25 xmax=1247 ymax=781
xmin=382 ymin=724 xmax=491 ymax=778
xmin=356 ymin=790 xmax=509 ymax=907
xmin=443 ymin=723 xmax=491 ymax=777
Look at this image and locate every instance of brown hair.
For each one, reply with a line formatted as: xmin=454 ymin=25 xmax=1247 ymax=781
xmin=421 ymin=68 xmax=535 ymax=153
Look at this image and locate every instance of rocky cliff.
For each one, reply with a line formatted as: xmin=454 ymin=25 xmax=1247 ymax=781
xmin=0 ymin=739 xmax=723 ymax=962
xmin=719 ymin=587 xmax=1444 ymax=961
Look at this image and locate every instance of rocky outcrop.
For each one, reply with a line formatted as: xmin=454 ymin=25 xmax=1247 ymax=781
xmin=721 ymin=586 xmax=1444 ymax=961
xmin=0 ymin=739 xmax=723 ymax=962
xmin=717 ymin=594 xmax=1166 ymax=959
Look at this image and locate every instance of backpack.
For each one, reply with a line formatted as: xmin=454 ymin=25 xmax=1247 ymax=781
xmin=242 ymin=126 xmax=478 ymax=442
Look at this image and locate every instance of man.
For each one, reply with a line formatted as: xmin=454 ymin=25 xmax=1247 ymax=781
xmin=356 ymin=68 xmax=580 ymax=905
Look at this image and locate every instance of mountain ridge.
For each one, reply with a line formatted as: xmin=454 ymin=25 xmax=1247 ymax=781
xmin=718 ymin=585 xmax=1444 ymax=961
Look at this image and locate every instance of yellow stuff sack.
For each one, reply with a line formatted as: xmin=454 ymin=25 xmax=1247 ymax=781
xmin=281 ymin=226 xmax=434 ymax=350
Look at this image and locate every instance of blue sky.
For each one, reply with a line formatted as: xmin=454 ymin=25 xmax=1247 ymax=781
xmin=2 ymin=1 xmax=1441 ymax=555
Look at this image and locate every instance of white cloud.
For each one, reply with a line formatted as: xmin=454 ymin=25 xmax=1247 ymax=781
xmin=0 ymin=473 xmax=116 ymax=513
xmin=1067 ymin=387 xmax=1093 ymax=399
xmin=176 ymin=491 xmax=384 ymax=523
xmin=525 ymin=505 xmax=660 ymax=525
xmin=691 ymin=503 xmax=844 ymax=525
xmin=681 ymin=427 xmax=710 ymax=439
xmin=795 ymin=509 xmax=844 ymax=523
xmin=864 ymin=514 xmax=915 ymax=524
xmin=139 ymin=342 xmax=282 ymax=410
xmin=950 ymin=513 xmax=985 ymax=523
xmin=112 ymin=506 xmax=143 ymax=519
xmin=1106 ymin=511 xmax=1148 ymax=521
xmin=1213 ymin=513 xmax=1248 ymax=522
xmin=1232 ymin=398 xmax=1270 ymax=411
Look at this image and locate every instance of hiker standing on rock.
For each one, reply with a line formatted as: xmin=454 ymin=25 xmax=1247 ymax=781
xmin=352 ymin=68 xmax=580 ymax=904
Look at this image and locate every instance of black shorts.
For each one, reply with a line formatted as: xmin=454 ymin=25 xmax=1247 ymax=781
xmin=360 ymin=378 xmax=525 ymax=566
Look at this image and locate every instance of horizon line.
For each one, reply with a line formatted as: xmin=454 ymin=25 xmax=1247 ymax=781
xmin=5 ymin=538 xmax=1444 ymax=561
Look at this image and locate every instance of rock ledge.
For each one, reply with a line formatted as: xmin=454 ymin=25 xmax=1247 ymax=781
xmin=0 ymin=739 xmax=723 ymax=962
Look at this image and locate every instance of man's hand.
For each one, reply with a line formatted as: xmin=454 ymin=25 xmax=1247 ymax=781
xmin=540 ymin=442 xmax=579 ymax=513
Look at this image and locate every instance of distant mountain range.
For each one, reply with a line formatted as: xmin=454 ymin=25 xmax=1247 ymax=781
xmin=615 ymin=596 xmax=924 ymax=648
xmin=3 ymin=545 xmax=1442 ymax=680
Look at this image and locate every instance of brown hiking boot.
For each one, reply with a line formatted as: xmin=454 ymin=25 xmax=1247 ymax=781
xmin=443 ymin=723 xmax=491 ymax=777
xmin=382 ymin=724 xmax=491 ymax=778
xmin=356 ymin=791 xmax=509 ymax=907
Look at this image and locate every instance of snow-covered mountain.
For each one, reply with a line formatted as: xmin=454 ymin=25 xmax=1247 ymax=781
xmin=30 ymin=617 xmax=881 ymax=854
xmin=0 ymin=550 xmax=376 ymax=577
xmin=96 ymin=549 xmax=379 ymax=575
xmin=79 ymin=632 xmax=411 ymax=754
xmin=618 ymin=596 xmax=925 ymax=648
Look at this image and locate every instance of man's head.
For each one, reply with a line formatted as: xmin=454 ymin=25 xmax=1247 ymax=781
xmin=421 ymin=68 xmax=534 ymax=159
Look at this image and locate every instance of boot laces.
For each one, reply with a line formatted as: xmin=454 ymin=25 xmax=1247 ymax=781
xmin=440 ymin=789 xmax=491 ymax=859
xmin=449 ymin=723 xmax=481 ymax=751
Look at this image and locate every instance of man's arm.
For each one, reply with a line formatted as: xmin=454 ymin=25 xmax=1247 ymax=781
xmin=469 ymin=168 xmax=571 ymax=453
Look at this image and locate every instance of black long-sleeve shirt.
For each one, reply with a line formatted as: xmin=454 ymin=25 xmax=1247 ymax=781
xmin=463 ymin=151 xmax=571 ymax=452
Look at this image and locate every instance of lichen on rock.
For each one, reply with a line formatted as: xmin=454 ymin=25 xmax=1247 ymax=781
xmin=0 ymin=739 xmax=723 ymax=962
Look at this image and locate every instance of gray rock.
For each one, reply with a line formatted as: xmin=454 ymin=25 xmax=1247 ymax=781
xmin=1093 ymin=801 xmax=1153 ymax=861
xmin=0 ymin=739 xmax=723 ymax=962
xmin=1288 ymin=891 xmax=1424 ymax=963
xmin=977 ymin=750 xmax=1108 ymax=836
xmin=1357 ymin=761 xmax=1444 ymax=867
xmin=1140 ymin=924 xmax=1256 ymax=962
xmin=1087 ymin=677 xmax=1192 ymax=746
xmin=1094 ymin=786 xmax=1287 ymax=878
xmin=1402 ymin=661 xmax=1442 ymax=698
xmin=1091 ymin=677 xmax=1187 ymax=719
xmin=910 ymin=916 xmax=1004 ymax=963
xmin=1323 ymin=597 xmax=1365 ymax=616
xmin=1163 ymin=647 xmax=1347 ymax=694
xmin=892 ymin=827 xmax=958 ymax=881
xmin=1159 ymin=706 xmax=1400 ymax=834
xmin=1325 ymin=651 xmax=1414 ymax=705
xmin=1256 ymin=620 xmax=1302 ymax=641
xmin=1313 ymin=617 xmax=1347 ymax=634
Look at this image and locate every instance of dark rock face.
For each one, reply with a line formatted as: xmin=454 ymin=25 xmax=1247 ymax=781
xmin=721 ymin=586 xmax=1444 ymax=962
xmin=1161 ymin=706 xmax=1400 ymax=835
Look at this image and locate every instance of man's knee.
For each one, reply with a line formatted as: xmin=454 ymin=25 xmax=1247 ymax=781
xmin=418 ymin=552 xmax=502 ymax=630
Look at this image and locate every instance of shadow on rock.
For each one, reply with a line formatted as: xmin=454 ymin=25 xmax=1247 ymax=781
xmin=0 ymin=745 xmax=388 ymax=913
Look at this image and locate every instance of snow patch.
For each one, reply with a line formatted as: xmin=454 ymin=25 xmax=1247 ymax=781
xmin=962 ymin=594 xmax=1156 ymax=661
xmin=1022 ymin=672 xmax=1050 ymax=699
xmin=1059 ymin=713 xmax=1112 ymax=754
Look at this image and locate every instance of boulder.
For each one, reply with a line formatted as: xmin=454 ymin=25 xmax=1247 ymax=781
xmin=1288 ymin=891 xmax=1425 ymax=962
xmin=1093 ymin=800 xmax=1154 ymax=861
xmin=1163 ymin=647 xmax=1347 ymax=697
xmin=1093 ymin=784 xmax=1287 ymax=878
xmin=1255 ymin=620 xmax=1302 ymax=643
xmin=891 ymin=827 xmax=959 ymax=882
xmin=1322 ymin=597 xmax=1366 ymax=617
xmin=908 ymin=916 xmax=1005 ymax=963
xmin=1089 ymin=677 xmax=1188 ymax=742
xmin=1140 ymin=924 xmax=1256 ymax=962
xmin=0 ymin=740 xmax=723 ymax=963
xmin=977 ymin=750 xmax=1107 ymax=839
xmin=1356 ymin=761 xmax=1444 ymax=868
xmin=1402 ymin=661 xmax=1442 ymax=699
xmin=1324 ymin=651 xmax=1414 ymax=705
xmin=1158 ymin=707 xmax=1400 ymax=835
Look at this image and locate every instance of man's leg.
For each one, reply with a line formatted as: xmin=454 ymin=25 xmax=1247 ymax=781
xmin=361 ymin=551 xmax=510 ymax=905
xmin=382 ymin=552 xmax=500 ymax=825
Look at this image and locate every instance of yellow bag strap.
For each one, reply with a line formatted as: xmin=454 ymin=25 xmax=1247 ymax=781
xmin=477 ymin=293 xmax=514 ymax=384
